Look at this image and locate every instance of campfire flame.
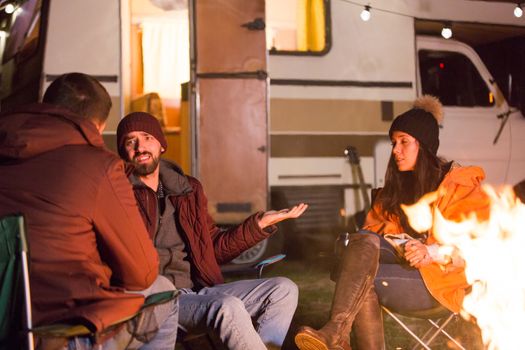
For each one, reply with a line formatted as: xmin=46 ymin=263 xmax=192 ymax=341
xmin=402 ymin=185 xmax=525 ymax=350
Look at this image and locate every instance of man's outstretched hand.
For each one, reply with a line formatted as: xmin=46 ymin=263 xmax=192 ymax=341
xmin=257 ymin=203 xmax=308 ymax=230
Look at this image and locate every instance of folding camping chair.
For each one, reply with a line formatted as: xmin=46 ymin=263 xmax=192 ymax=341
xmin=0 ymin=214 xmax=177 ymax=350
xmin=382 ymin=305 xmax=466 ymax=350
xmin=333 ymin=232 xmax=467 ymax=350
xmin=0 ymin=214 xmax=67 ymax=350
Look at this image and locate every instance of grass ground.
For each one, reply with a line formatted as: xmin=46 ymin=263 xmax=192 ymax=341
xmin=252 ymin=258 xmax=485 ymax=350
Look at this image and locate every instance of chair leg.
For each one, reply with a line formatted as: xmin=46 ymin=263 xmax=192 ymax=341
xmin=408 ymin=314 xmax=453 ymax=350
xmin=383 ymin=306 xmax=466 ymax=350
xmin=27 ymin=331 xmax=35 ymax=350
xmin=413 ymin=320 xmax=439 ymax=348
xmin=382 ymin=307 xmax=432 ymax=350
xmin=426 ymin=317 xmax=466 ymax=350
xmin=22 ymin=246 xmax=35 ymax=350
xmin=415 ymin=314 xmax=455 ymax=349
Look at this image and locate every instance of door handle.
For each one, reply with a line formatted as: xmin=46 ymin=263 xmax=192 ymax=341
xmin=241 ymin=18 xmax=265 ymax=31
xmin=257 ymin=145 xmax=267 ymax=153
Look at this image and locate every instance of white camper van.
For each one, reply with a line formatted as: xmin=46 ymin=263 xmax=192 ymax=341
xmin=265 ymin=0 xmax=525 ymax=257
xmin=0 ymin=0 xmax=524 ymax=261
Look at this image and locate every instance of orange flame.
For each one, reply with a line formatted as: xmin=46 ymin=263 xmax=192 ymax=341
xmin=402 ymin=185 xmax=525 ymax=350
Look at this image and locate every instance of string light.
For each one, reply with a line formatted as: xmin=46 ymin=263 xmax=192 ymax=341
xmin=441 ymin=23 xmax=452 ymax=39
xmin=5 ymin=3 xmax=15 ymax=14
xmin=514 ymin=3 xmax=523 ymax=18
xmin=341 ymin=0 xmax=522 ymax=22
xmin=340 ymin=0 xmax=517 ymax=39
xmin=338 ymin=0 xmax=416 ymax=19
xmin=360 ymin=5 xmax=371 ymax=22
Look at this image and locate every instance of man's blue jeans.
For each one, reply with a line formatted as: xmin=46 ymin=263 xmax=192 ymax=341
xmin=370 ymin=232 xmax=441 ymax=313
xmin=66 ymin=275 xmax=178 ymax=350
xmin=179 ymin=276 xmax=298 ymax=350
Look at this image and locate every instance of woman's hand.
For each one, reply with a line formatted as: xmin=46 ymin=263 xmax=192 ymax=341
xmin=404 ymin=239 xmax=432 ymax=268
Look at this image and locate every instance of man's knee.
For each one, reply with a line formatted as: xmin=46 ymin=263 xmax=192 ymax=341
xmin=141 ymin=275 xmax=176 ymax=297
xmin=210 ymin=295 xmax=246 ymax=318
xmin=154 ymin=275 xmax=177 ymax=290
xmin=268 ymin=277 xmax=299 ymax=303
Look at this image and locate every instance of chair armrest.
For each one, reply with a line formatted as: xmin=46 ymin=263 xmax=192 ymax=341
xmin=252 ymin=254 xmax=286 ymax=278
xmin=143 ymin=290 xmax=179 ymax=308
xmin=32 ymin=324 xmax=92 ymax=338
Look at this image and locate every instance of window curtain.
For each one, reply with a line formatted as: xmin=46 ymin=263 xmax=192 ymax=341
xmin=141 ymin=12 xmax=189 ymax=101
xmin=296 ymin=0 xmax=326 ymax=52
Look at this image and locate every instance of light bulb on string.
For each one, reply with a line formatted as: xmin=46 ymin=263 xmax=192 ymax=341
xmin=5 ymin=3 xmax=15 ymax=14
xmin=514 ymin=3 xmax=523 ymax=18
xmin=360 ymin=5 xmax=371 ymax=22
xmin=441 ymin=24 xmax=452 ymax=39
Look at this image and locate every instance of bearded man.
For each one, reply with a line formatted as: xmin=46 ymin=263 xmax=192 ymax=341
xmin=116 ymin=112 xmax=307 ymax=350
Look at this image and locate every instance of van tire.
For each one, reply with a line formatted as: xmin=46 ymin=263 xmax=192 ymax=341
xmin=230 ymin=233 xmax=284 ymax=265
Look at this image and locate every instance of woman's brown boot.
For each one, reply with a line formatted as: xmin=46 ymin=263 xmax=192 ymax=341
xmin=351 ymin=286 xmax=384 ymax=349
xmin=294 ymin=234 xmax=380 ymax=350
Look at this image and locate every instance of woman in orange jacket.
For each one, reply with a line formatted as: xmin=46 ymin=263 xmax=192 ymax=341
xmin=295 ymin=96 xmax=490 ymax=350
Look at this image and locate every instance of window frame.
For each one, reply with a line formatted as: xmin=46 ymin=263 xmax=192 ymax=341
xmin=268 ymin=0 xmax=332 ymax=57
xmin=417 ymin=49 xmax=496 ymax=108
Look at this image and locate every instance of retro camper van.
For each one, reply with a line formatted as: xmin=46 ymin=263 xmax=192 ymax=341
xmin=265 ymin=0 xmax=525 ymax=257
xmin=0 ymin=0 xmax=524 ymax=261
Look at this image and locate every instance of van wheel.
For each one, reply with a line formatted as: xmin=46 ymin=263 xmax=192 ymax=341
xmin=231 ymin=240 xmax=268 ymax=264
xmin=231 ymin=234 xmax=284 ymax=264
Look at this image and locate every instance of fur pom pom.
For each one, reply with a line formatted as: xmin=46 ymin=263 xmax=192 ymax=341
xmin=413 ymin=95 xmax=443 ymax=124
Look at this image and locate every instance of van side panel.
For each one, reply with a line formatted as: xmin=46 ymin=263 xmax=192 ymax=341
xmin=269 ymin=0 xmax=416 ymax=100
xmin=43 ymin=0 xmax=123 ymax=131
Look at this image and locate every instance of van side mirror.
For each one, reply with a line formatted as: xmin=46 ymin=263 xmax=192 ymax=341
xmin=493 ymin=74 xmax=521 ymax=144
xmin=504 ymin=74 xmax=514 ymax=105
xmin=504 ymin=74 xmax=524 ymax=115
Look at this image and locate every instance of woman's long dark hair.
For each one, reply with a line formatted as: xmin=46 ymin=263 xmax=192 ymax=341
xmin=378 ymin=144 xmax=450 ymax=236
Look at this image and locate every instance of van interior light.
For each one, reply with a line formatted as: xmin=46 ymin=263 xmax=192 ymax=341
xmin=5 ymin=3 xmax=15 ymax=14
xmin=441 ymin=25 xmax=452 ymax=39
xmin=514 ymin=3 xmax=523 ymax=18
xmin=360 ymin=5 xmax=371 ymax=22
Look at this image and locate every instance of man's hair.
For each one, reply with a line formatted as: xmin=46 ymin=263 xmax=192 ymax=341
xmin=42 ymin=73 xmax=112 ymax=124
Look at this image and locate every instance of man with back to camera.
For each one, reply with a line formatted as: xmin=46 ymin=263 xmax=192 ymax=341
xmin=0 ymin=73 xmax=179 ymax=350
xmin=116 ymin=111 xmax=308 ymax=349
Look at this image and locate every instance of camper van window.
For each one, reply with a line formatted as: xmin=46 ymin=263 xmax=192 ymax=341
xmin=266 ymin=0 xmax=331 ymax=55
xmin=1 ymin=0 xmax=42 ymax=64
xmin=0 ymin=0 xmax=46 ymax=106
xmin=419 ymin=50 xmax=494 ymax=108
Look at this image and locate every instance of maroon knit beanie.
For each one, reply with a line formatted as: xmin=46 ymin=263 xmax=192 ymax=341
xmin=116 ymin=112 xmax=167 ymax=159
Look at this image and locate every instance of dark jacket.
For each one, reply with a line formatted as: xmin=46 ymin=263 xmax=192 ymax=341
xmin=0 ymin=104 xmax=159 ymax=331
xmin=132 ymin=160 xmax=275 ymax=287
